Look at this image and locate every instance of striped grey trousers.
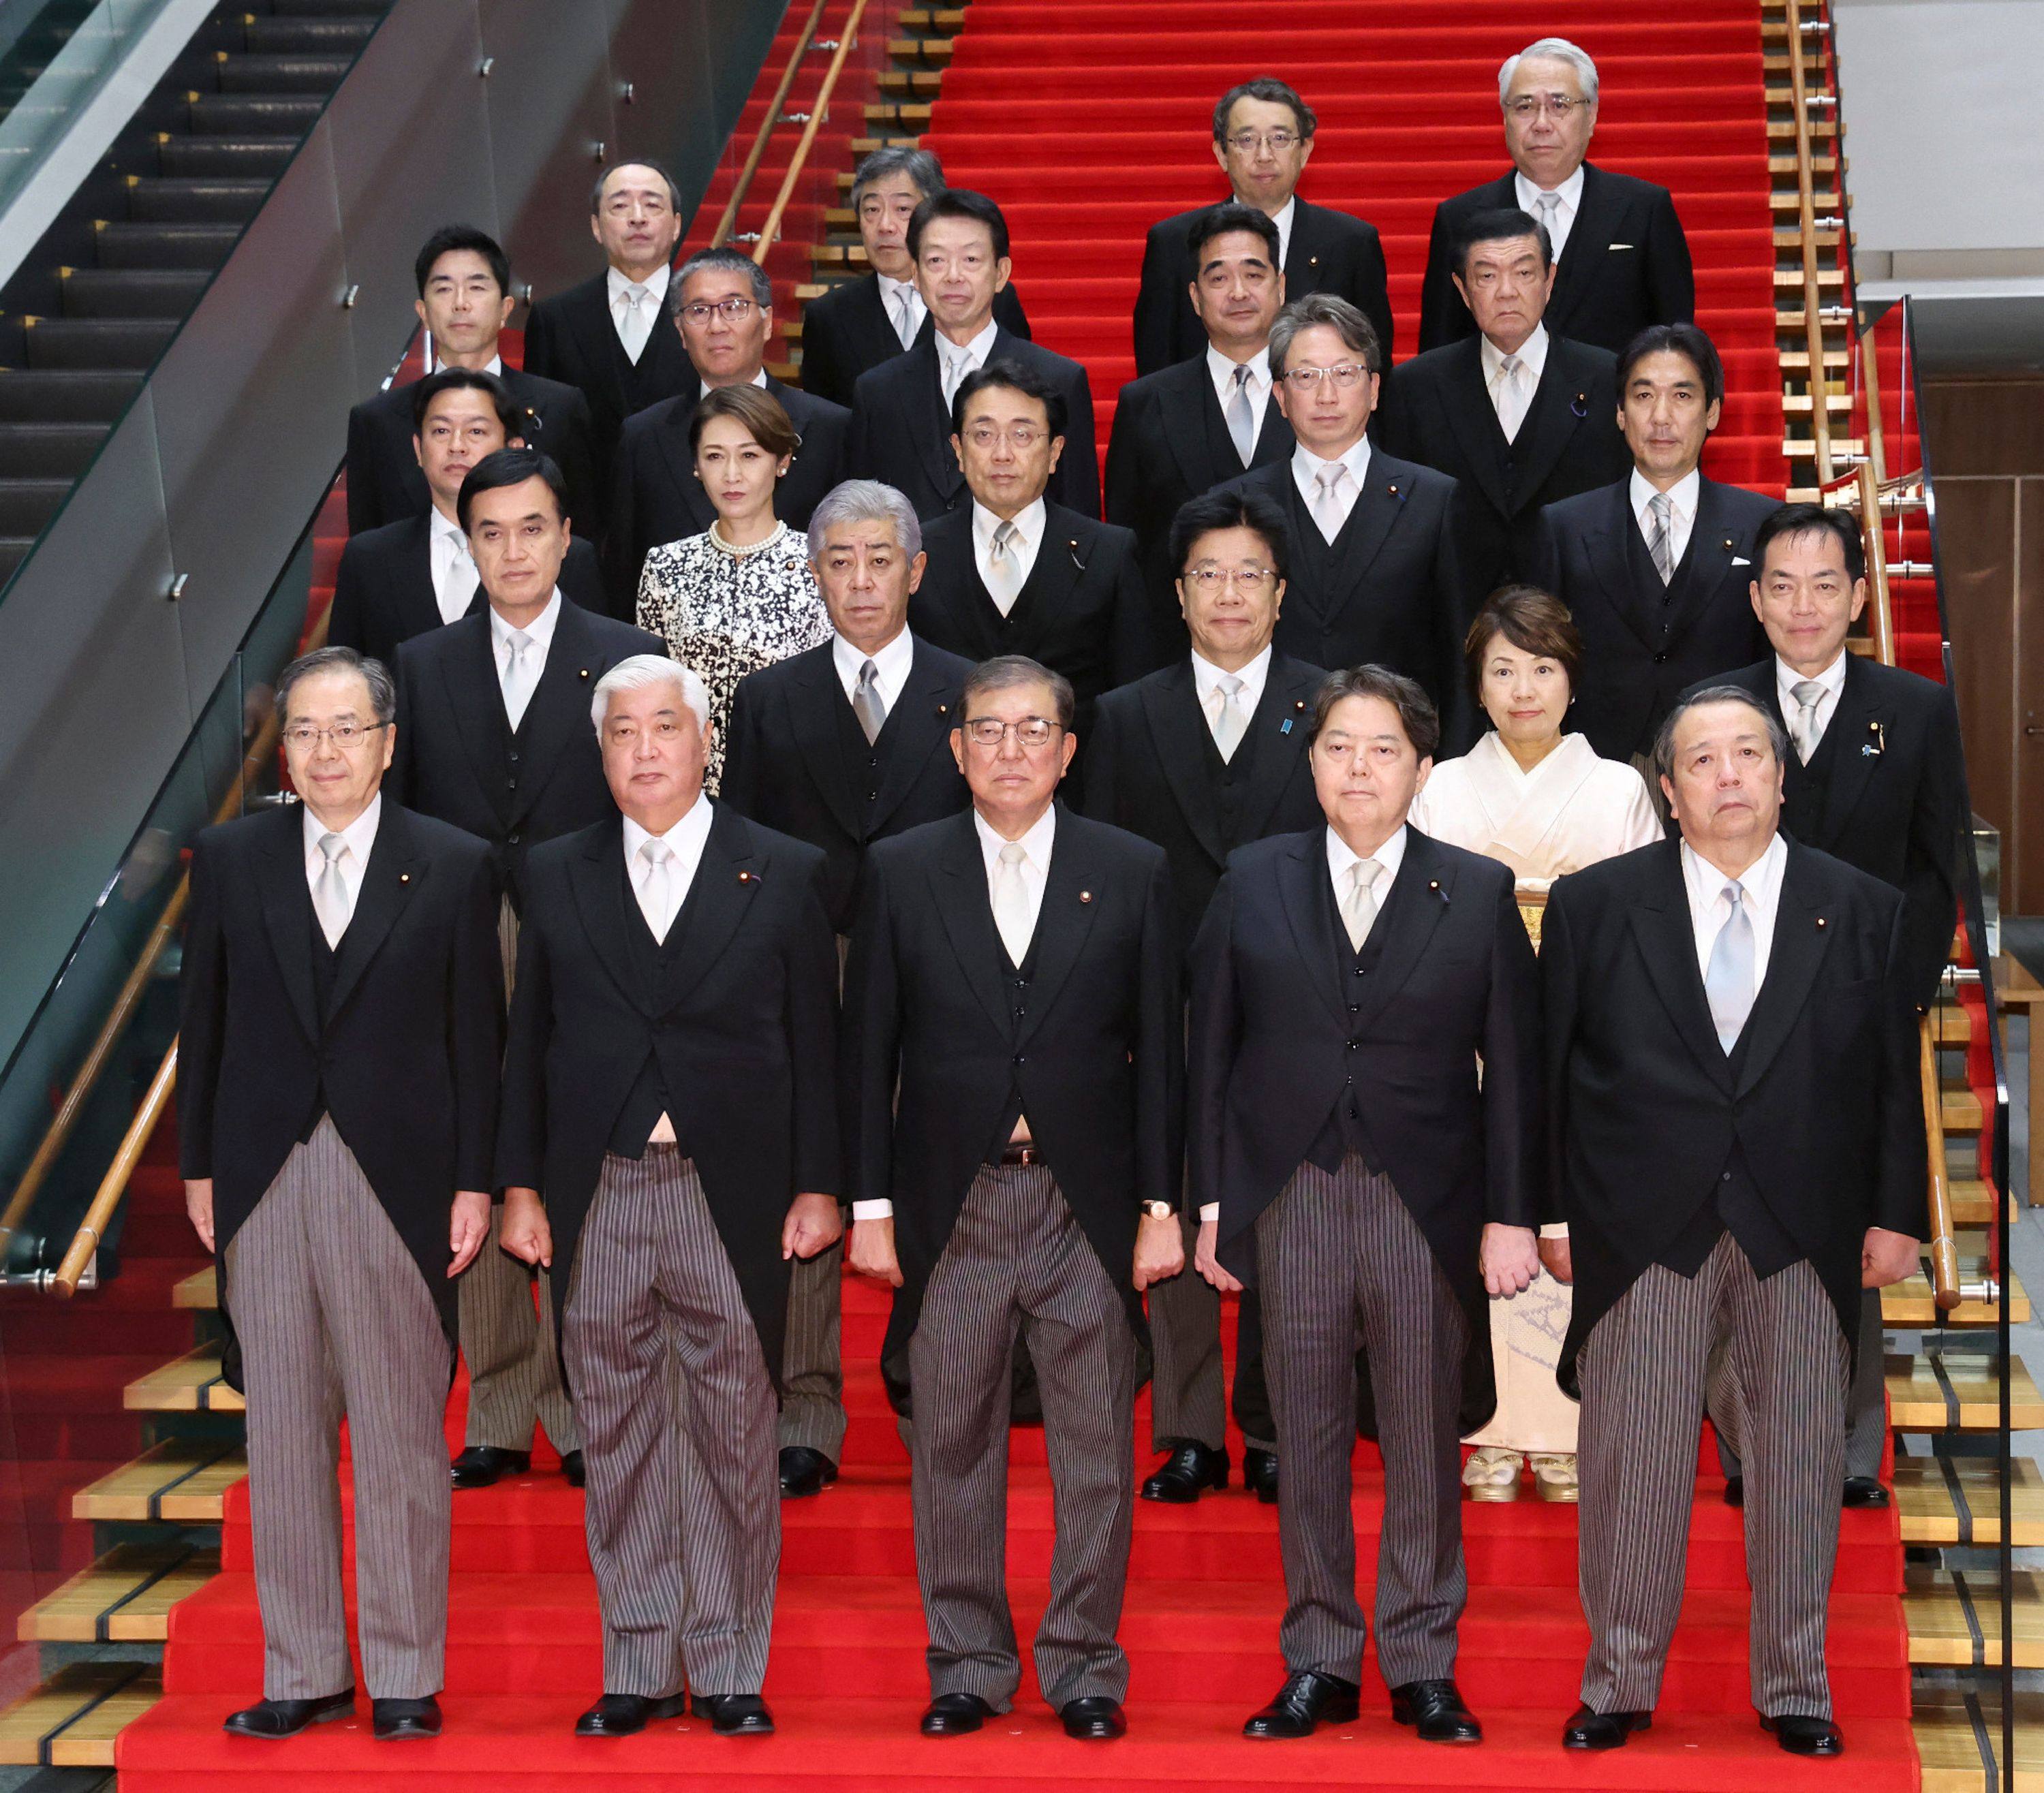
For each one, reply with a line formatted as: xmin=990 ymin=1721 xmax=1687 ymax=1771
xmin=461 ymin=896 xmax=578 ymax=1456
xmin=779 ymin=1240 xmax=845 ymax=1459
xmin=1147 ymin=1206 xmax=1275 ymax=1454
xmin=1716 ymin=1285 xmax=1885 ymax=1482
xmin=223 ymin=1117 xmax=452 ymax=1702
xmin=562 ymin=1147 xmax=779 ymax=1698
xmin=1256 ymin=1152 xmax=1468 ymax=1689
xmin=910 ymin=1161 xmax=1136 ymax=1709
xmin=1577 ymin=1232 xmax=1848 ymax=1717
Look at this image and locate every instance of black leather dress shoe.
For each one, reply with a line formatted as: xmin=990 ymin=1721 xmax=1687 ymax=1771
xmin=1060 ymin=1696 xmax=1126 ymax=1739
xmin=1842 ymin=1476 xmax=1889 ymax=1509
xmin=1243 ymin=1447 xmax=1278 ymax=1504
xmin=1564 ymin=1704 xmax=1652 ymax=1749
xmin=1763 ymin=1713 xmax=1844 ymax=1756
xmin=1389 ymin=1678 xmax=1481 ymax=1743
xmin=920 ymin=1691 xmax=997 ymax=1736
xmin=372 ymin=1696 xmax=442 ymax=1740
xmin=692 ymin=1692 xmax=774 ymax=1734
xmin=450 ymin=1446 xmax=529 ymax=1490
xmin=1243 ymin=1670 xmax=1360 ymax=1739
xmin=1141 ymin=1441 xmax=1228 ymax=1503
xmin=1722 ymin=1475 xmax=1744 ymax=1509
xmin=574 ymin=1691 xmax=689 ymax=1736
xmin=779 ymin=1446 xmax=838 ymax=1498
xmin=561 ymin=1450 xmax=585 ymax=1488
xmin=222 ymin=1689 xmax=354 ymax=1737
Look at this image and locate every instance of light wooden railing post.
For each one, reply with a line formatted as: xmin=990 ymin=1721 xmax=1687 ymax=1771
xmin=1785 ymin=0 xmax=1834 ymax=484
xmin=709 ymin=0 xmax=829 ymax=251
xmin=1919 ymin=1020 xmax=1962 ymax=1312
xmin=753 ymin=0 xmax=871 ymax=268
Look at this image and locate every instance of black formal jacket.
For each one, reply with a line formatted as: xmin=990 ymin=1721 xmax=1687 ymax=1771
xmin=177 ymin=801 xmax=503 ymax=1337
xmin=719 ymin=632 xmax=974 ymax=933
xmin=1543 ymin=838 xmax=1925 ymax=1392
xmin=1528 ymin=475 xmax=1776 ymax=761
xmin=1416 ymin=164 xmax=1696 ymax=355
xmin=1132 ymin=196 xmax=1394 ymax=378
xmin=521 ymin=270 xmax=696 ymax=473
xmin=326 ymin=514 xmax=604 ymax=671
xmin=800 ymin=275 xmax=1030 ymax=410
xmin=387 ymin=601 xmax=667 ymax=910
xmin=1104 ymin=354 xmax=1294 ymax=661
xmin=1687 ymin=656 xmax=1964 ymax=1010
xmin=1188 ymin=825 xmax=1542 ymax=1429
xmin=497 ymin=807 xmax=840 ymax=1379
xmin=343 ymin=366 xmax=602 ymax=539
xmin=1082 ymin=651 xmax=1325 ymax=961
xmin=843 ymin=807 xmax=1181 ymax=1378
xmin=1376 ymin=331 xmax=1630 ymax=595
xmin=911 ymin=503 xmax=1149 ymax=766
xmin=1215 ymin=452 xmax=1470 ymax=743
xmin=845 ymin=326 xmax=1100 ymax=520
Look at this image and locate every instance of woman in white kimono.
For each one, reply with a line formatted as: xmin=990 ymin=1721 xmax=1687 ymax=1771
xmin=1410 ymin=584 xmax=1660 ymax=1504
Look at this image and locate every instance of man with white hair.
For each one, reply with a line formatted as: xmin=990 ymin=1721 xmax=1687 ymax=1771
xmin=1416 ymin=37 xmax=1694 ymax=354
xmin=497 ymin=653 xmax=843 ymax=1739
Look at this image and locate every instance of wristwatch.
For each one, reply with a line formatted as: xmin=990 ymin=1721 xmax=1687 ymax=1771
xmin=1141 ymin=1200 xmax=1175 ymax=1220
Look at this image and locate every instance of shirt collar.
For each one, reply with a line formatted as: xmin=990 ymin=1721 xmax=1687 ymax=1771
xmin=876 ymin=271 xmax=918 ymax=305
xmin=938 ymin=316 xmax=999 ymax=366
xmin=833 ymin=625 xmax=914 ymax=691
xmin=1267 ymin=195 xmax=1297 ymax=245
xmin=607 ymin=262 xmax=670 ymax=305
xmin=1326 ymin=821 xmax=1408 ymax=888
xmin=489 ymin=587 xmax=563 ymax=654
xmin=303 ymin=790 xmax=383 ymax=862
xmin=431 ymin=353 xmax=504 ymax=377
xmin=1776 ymin=649 xmax=1850 ymax=703
xmin=1190 ymin=642 xmax=1273 ymax=703
xmin=700 ymin=367 xmax=769 ymax=399
xmin=1681 ymin=828 xmax=1788 ymax=916
xmin=622 ymin=789 xmax=712 ymax=866
xmin=974 ymin=802 xmax=1057 ymax=873
xmin=1629 ymin=465 xmax=1701 ymax=524
xmin=1481 ymin=321 xmax=1549 ymax=383
xmin=1515 ymin=164 xmax=1585 ymax=213
xmin=972 ymin=496 xmax=1045 ymax=555
xmin=429 ymin=505 xmax=470 ymax=550
xmin=1207 ymin=341 xmax=1271 ymax=398
xmin=1292 ymin=434 xmax=1372 ymax=487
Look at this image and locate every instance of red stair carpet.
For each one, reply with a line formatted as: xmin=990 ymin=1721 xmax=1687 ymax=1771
xmin=118 ymin=2 xmax=1917 ymax=1784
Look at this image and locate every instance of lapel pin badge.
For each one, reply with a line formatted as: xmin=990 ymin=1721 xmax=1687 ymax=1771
xmin=1570 ymin=392 xmax=1589 ymax=418
xmin=1723 ymin=536 xmax=1736 ymax=553
xmin=1387 ymin=482 xmax=1401 ymax=498
xmin=399 ymin=873 xmax=411 ymax=884
xmin=578 ymin=668 xmax=591 ymax=679
xmin=1868 ymin=721 xmax=1887 ymax=755
xmin=1280 ymin=718 xmax=1294 ymax=735
xmin=1079 ymin=890 xmax=1093 ymax=904
xmin=1816 ymin=916 xmax=1827 ymax=930
xmin=738 ymin=870 xmax=756 ymax=884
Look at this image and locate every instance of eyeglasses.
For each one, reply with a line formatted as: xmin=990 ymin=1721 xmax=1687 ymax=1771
xmin=1225 ymin=129 xmax=1301 ymax=153
xmin=678 ymin=296 xmax=758 ymax=324
xmin=963 ymin=424 xmax=1047 ymax=451
xmin=1281 ymin=362 xmax=1371 ymax=390
xmin=1183 ymin=566 xmax=1276 ymax=593
xmin=961 ymin=717 xmax=1062 ymax=750
xmin=283 ymin=721 xmax=389 ymax=751
xmin=1506 ymin=93 xmax=1585 ymax=120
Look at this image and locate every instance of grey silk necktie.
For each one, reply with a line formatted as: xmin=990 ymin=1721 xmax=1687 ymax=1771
xmin=312 ymin=832 xmax=351 ymax=948
xmin=1210 ymin=674 xmax=1247 ymax=761
xmin=1312 ymin=463 xmax=1349 ymax=542
xmin=1340 ymin=858 xmax=1381 ymax=952
xmin=1704 ymin=879 xmax=1756 ymax=1053
xmin=500 ymin=628 xmax=537 ymax=730
xmin=617 ymin=283 xmax=653 ymax=362
xmin=1225 ymin=362 xmax=1256 ymax=466
xmin=1646 ymin=491 xmax=1676 ymax=586
xmin=1534 ymin=189 xmax=1563 ymax=252
xmin=985 ymin=519 xmax=1022 ymax=614
xmin=853 ymin=657 xmax=888 ymax=745
xmin=1789 ymin=679 xmax=1826 ymax=763
xmin=892 ymin=287 xmax=917 ymax=349
xmin=992 ymin=841 xmax=1032 ymax=965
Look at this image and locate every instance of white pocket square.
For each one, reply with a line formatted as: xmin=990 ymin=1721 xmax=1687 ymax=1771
xmin=1608 ymin=242 xmax=1634 ymax=250
xmin=1732 ymin=555 xmax=1751 ymax=566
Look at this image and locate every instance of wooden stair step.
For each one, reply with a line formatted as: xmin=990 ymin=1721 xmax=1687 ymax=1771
xmin=1883 ymin=1260 xmax=2028 ymax=1326
xmin=1947 ymin=1181 xmax=2007 ymax=1227
xmin=1914 ymin=1687 xmax=2044 ymax=1792
xmin=1887 ymin=1352 xmax=2044 ymax=1430
xmin=1904 ymin=1565 xmax=2044 ymax=1668
xmin=1774 ymin=266 xmax=1847 ymax=290
xmin=124 ymin=1344 xmax=242 ymax=1414
xmin=173 ymin=1264 xmax=216 ymax=1308
xmin=0 ymin=1660 xmax=161 ymax=1767
xmin=18 ymin=1541 xmax=218 ymax=1642
xmin=885 ymin=37 xmax=954 ymax=63
xmin=876 ymin=70 xmax=943 ymax=96
xmin=1942 ymin=1085 xmax=1985 ymax=1132
xmin=1894 ymin=1455 xmax=2044 ymax=1547
xmin=73 ymin=1437 xmax=245 ymax=1522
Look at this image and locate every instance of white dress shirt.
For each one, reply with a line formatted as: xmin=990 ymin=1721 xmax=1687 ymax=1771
xmin=303 ymin=793 xmax=382 ymax=948
xmin=936 ymin=317 xmax=999 ymax=404
xmin=972 ymin=496 xmax=1045 ymax=599
xmin=1191 ymin=642 xmax=1271 ymax=755
xmin=1681 ymin=830 xmax=1788 ymax=993
xmin=623 ymin=793 xmax=715 ymax=1144
xmin=1207 ymin=343 xmax=1272 ymax=456
xmin=832 ymin=625 xmax=915 ymax=711
xmin=490 ymin=588 xmax=563 ymax=725
xmin=428 ymin=505 xmax=480 ymax=626
xmin=1291 ymin=436 xmax=1373 ymax=542
xmin=607 ymin=262 xmax=670 ymax=360
xmin=700 ymin=367 xmax=769 ymax=400
xmin=1481 ymin=322 xmax=1549 ymax=442
xmin=876 ymin=271 xmax=926 ymax=349
xmin=1515 ymin=164 xmax=1585 ymax=264
xmin=1630 ymin=466 xmax=1701 ymax=572
xmin=1775 ymin=649 xmax=1849 ymax=755
xmin=852 ymin=802 xmax=1058 ymax=1222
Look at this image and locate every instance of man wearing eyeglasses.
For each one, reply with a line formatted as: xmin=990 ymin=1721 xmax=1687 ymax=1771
xmin=179 ymin=644 xmax=502 ymax=1743
xmin=912 ymin=362 xmax=1148 ymax=792
xmin=1216 ymin=295 xmax=1471 ymax=745
xmin=1083 ymin=486 xmax=1325 ymax=1509
xmin=1132 ymin=78 xmax=1393 ymax=379
xmin=388 ymin=448 xmax=666 ymax=1497
xmin=1416 ymin=37 xmax=1694 ymax=355
xmin=604 ymin=247 xmax=852 ymax=613
xmin=843 ymin=653 xmax=1183 ymax=1741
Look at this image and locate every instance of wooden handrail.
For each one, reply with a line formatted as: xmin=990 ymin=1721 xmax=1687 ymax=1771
xmin=1785 ymin=0 xmax=1834 ymax=484
xmin=1858 ymin=457 xmax=1897 ymax=668
xmin=52 ymin=1048 xmax=176 ymax=1298
xmin=752 ymin=0 xmax=871 ymax=268
xmin=709 ymin=0 xmax=829 ymax=251
xmin=1919 ymin=1019 xmax=1962 ymax=1312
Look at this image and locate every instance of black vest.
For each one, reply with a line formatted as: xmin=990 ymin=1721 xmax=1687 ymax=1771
xmin=608 ymin=849 xmax=699 ymax=1157
xmin=1779 ymin=706 xmax=1842 ymax=850
xmin=298 ymin=904 xmax=341 ymax=1142
xmin=1203 ymin=696 xmax=1265 ymax=852
xmin=983 ymin=885 xmax=1044 ymax=1163
xmin=830 ymin=674 xmax=905 ymax=837
xmin=1304 ymin=853 xmax=1414 ymax=1176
